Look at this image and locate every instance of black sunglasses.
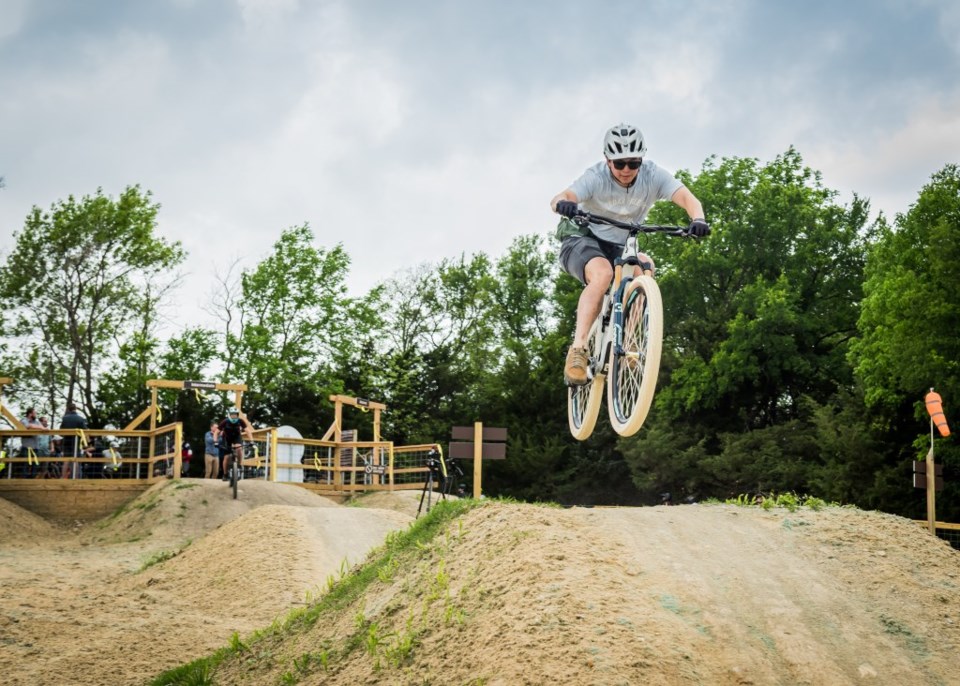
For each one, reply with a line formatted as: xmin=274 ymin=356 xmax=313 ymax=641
xmin=611 ymin=159 xmax=642 ymax=170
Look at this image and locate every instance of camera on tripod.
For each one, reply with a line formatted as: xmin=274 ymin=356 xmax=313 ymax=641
xmin=426 ymin=449 xmax=443 ymax=475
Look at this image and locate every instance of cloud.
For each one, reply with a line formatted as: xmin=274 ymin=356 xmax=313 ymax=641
xmin=805 ymin=93 xmax=960 ymax=218
xmin=0 ymin=0 xmax=28 ymax=40
xmin=2 ymin=0 xmax=958 ymax=338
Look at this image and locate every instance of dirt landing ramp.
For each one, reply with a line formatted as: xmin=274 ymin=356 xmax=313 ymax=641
xmin=80 ymin=478 xmax=341 ymax=546
xmin=210 ymin=503 xmax=959 ymax=686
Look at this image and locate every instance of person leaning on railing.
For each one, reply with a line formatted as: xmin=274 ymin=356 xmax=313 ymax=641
xmin=59 ymin=403 xmax=88 ymax=479
xmin=36 ymin=416 xmax=51 ymax=457
xmin=20 ymin=407 xmax=42 ymax=478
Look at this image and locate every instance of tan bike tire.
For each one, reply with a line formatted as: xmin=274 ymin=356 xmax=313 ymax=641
xmin=607 ymin=275 xmax=663 ymax=436
xmin=568 ymin=316 xmax=606 ymax=441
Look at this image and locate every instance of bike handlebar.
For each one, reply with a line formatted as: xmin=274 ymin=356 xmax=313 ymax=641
xmin=573 ymin=211 xmax=693 ymax=237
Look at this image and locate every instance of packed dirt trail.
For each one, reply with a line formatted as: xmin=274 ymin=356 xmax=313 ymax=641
xmin=1 ymin=482 xmax=959 ymax=685
xmin=0 ymin=480 xmax=416 ymax=686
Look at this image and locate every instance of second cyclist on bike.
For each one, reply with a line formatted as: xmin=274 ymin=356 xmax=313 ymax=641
xmin=219 ymin=407 xmax=253 ymax=482
xmin=550 ymin=123 xmax=710 ymax=385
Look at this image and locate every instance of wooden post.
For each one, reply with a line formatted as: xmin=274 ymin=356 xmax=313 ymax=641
xmin=473 ymin=421 xmax=482 ymax=498
xmin=269 ymin=428 xmax=278 ymax=482
xmin=150 ymin=386 xmax=158 ymax=430
xmin=926 ymin=420 xmax=937 ymax=535
xmin=174 ymin=422 xmax=183 ymax=478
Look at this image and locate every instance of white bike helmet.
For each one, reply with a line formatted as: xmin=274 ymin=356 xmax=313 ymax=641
xmin=603 ymin=123 xmax=647 ymax=160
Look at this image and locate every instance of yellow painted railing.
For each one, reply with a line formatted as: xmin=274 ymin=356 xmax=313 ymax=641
xmin=1 ymin=424 xmax=441 ymax=494
xmin=0 ymin=424 xmax=182 ymax=482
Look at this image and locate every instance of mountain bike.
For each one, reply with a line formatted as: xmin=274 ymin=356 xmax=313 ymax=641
xmin=226 ymin=442 xmax=252 ymax=499
xmin=566 ymin=210 xmax=694 ymax=440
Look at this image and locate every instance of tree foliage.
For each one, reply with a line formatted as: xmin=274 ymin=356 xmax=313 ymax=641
xmin=621 ymin=148 xmax=874 ymax=501
xmin=2 ymin=159 xmax=957 ymax=522
xmin=848 ymin=164 xmax=960 ymax=516
xmin=0 ymin=186 xmax=183 ymax=425
xmin=223 ymin=224 xmax=378 ymax=433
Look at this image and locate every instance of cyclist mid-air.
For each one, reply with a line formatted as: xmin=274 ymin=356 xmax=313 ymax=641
xmin=219 ymin=407 xmax=253 ymax=486
xmin=551 ymin=123 xmax=710 ymax=386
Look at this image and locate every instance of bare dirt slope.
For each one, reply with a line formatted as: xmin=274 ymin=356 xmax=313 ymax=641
xmin=80 ymin=478 xmax=341 ymax=546
xmin=0 ymin=494 xmax=60 ymax=543
xmin=1 ymin=487 xmax=958 ymax=686
xmin=209 ymin=503 xmax=960 ymax=686
xmin=0 ymin=481 xmax=412 ymax=686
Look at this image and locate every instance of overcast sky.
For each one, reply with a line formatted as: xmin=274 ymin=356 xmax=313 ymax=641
xmin=1 ymin=0 xmax=958 ymax=334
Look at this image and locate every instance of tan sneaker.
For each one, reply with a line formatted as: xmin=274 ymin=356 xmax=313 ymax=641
xmin=564 ymin=346 xmax=590 ymax=386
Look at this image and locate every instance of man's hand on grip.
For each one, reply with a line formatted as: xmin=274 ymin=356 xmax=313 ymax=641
xmin=556 ymin=200 xmax=579 ymax=218
xmin=687 ymin=218 xmax=710 ymax=238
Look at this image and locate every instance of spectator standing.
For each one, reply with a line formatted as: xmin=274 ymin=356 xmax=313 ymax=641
xmin=36 ymin=416 xmax=52 ymax=477
xmin=59 ymin=403 xmax=88 ymax=479
xmin=36 ymin=416 xmax=51 ymax=456
xmin=204 ymin=422 xmax=220 ymax=479
xmin=20 ymin=407 xmax=42 ymax=477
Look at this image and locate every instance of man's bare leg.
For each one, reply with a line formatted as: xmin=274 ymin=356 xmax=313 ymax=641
xmin=573 ymin=257 xmax=613 ymax=348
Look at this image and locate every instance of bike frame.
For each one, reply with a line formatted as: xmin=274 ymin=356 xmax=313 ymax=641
xmin=567 ymin=211 xmax=690 ymax=439
xmin=576 ymin=216 xmax=685 ymax=377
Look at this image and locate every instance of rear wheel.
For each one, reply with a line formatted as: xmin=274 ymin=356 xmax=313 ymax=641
xmin=607 ymin=275 xmax=663 ymax=436
xmin=568 ymin=315 xmax=607 ymax=440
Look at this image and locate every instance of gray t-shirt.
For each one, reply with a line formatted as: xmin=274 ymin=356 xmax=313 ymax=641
xmin=569 ymin=160 xmax=683 ymax=243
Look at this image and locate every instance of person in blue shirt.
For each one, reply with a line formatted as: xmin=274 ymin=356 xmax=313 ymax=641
xmin=204 ymin=421 xmax=220 ymax=479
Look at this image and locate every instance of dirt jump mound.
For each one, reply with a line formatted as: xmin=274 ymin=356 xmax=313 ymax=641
xmin=2 ymin=492 xmax=958 ymax=686
xmin=82 ymin=478 xmax=340 ymax=546
xmin=0 ymin=495 xmax=59 ymax=544
xmin=200 ymin=502 xmax=959 ymax=686
xmin=127 ymin=503 xmax=413 ymax=623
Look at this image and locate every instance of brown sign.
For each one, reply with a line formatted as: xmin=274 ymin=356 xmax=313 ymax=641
xmin=451 ymin=426 xmax=508 ymax=442
xmin=913 ymin=474 xmax=945 ymax=490
xmin=913 ymin=462 xmax=944 ymax=490
xmin=449 ymin=441 xmax=507 ymax=460
xmin=449 ymin=425 xmax=507 ymax=460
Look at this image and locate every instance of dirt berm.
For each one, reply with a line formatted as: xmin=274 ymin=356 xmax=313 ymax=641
xmin=0 ymin=481 xmax=958 ymax=685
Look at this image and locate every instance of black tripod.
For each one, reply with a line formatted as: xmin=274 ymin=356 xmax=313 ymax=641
xmin=416 ymin=450 xmax=446 ymax=518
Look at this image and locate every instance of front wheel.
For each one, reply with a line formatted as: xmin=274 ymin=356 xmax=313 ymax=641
xmin=230 ymin=449 xmax=240 ymax=500
xmin=607 ymin=275 xmax=663 ymax=436
xmin=568 ymin=314 xmax=607 ymax=440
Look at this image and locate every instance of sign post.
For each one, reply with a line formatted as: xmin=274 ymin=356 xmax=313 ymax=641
xmin=449 ymin=423 xmax=507 ymax=498
xmin=921 ymin=389 xmax=951 ymax=535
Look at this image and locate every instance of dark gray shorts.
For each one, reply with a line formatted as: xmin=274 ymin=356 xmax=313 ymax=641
xmin=558 ymin=235 xmax=622 ymax=285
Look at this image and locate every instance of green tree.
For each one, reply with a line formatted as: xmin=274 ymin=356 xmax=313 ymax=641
xmin=0 ymin=186 xmax=184 ymax=426
xmin=622 ymin=149 xmax=873 ymax=501
xmin=849 ymin=164 xmax=960 ymax=519
xmin=373 ymin=255 xmax=497 ymax=444
xmin=222 ymin=225 xmax=376 ymax=433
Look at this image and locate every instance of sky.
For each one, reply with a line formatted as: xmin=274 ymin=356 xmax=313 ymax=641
xmin=1 ymin=0 xmax=958 ymax=335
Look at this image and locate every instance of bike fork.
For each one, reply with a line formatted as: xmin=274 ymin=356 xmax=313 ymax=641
xmin=611 ymin=279 xmax=630 ymax=357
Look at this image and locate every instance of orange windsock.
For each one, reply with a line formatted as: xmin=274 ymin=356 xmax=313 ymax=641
xmin=925 ymin=391 xmax=951 ymax=437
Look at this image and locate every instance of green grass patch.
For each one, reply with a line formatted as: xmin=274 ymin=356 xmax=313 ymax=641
xmin=139 ymin=549 xmax=179 ymax=572
xmin=138 ymin=539 xmax=192 ymax=572
xmin=150 ymin=496 xmax=484 ymax=685
xmin=723 ymin=492 xmax=843 ymax=512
